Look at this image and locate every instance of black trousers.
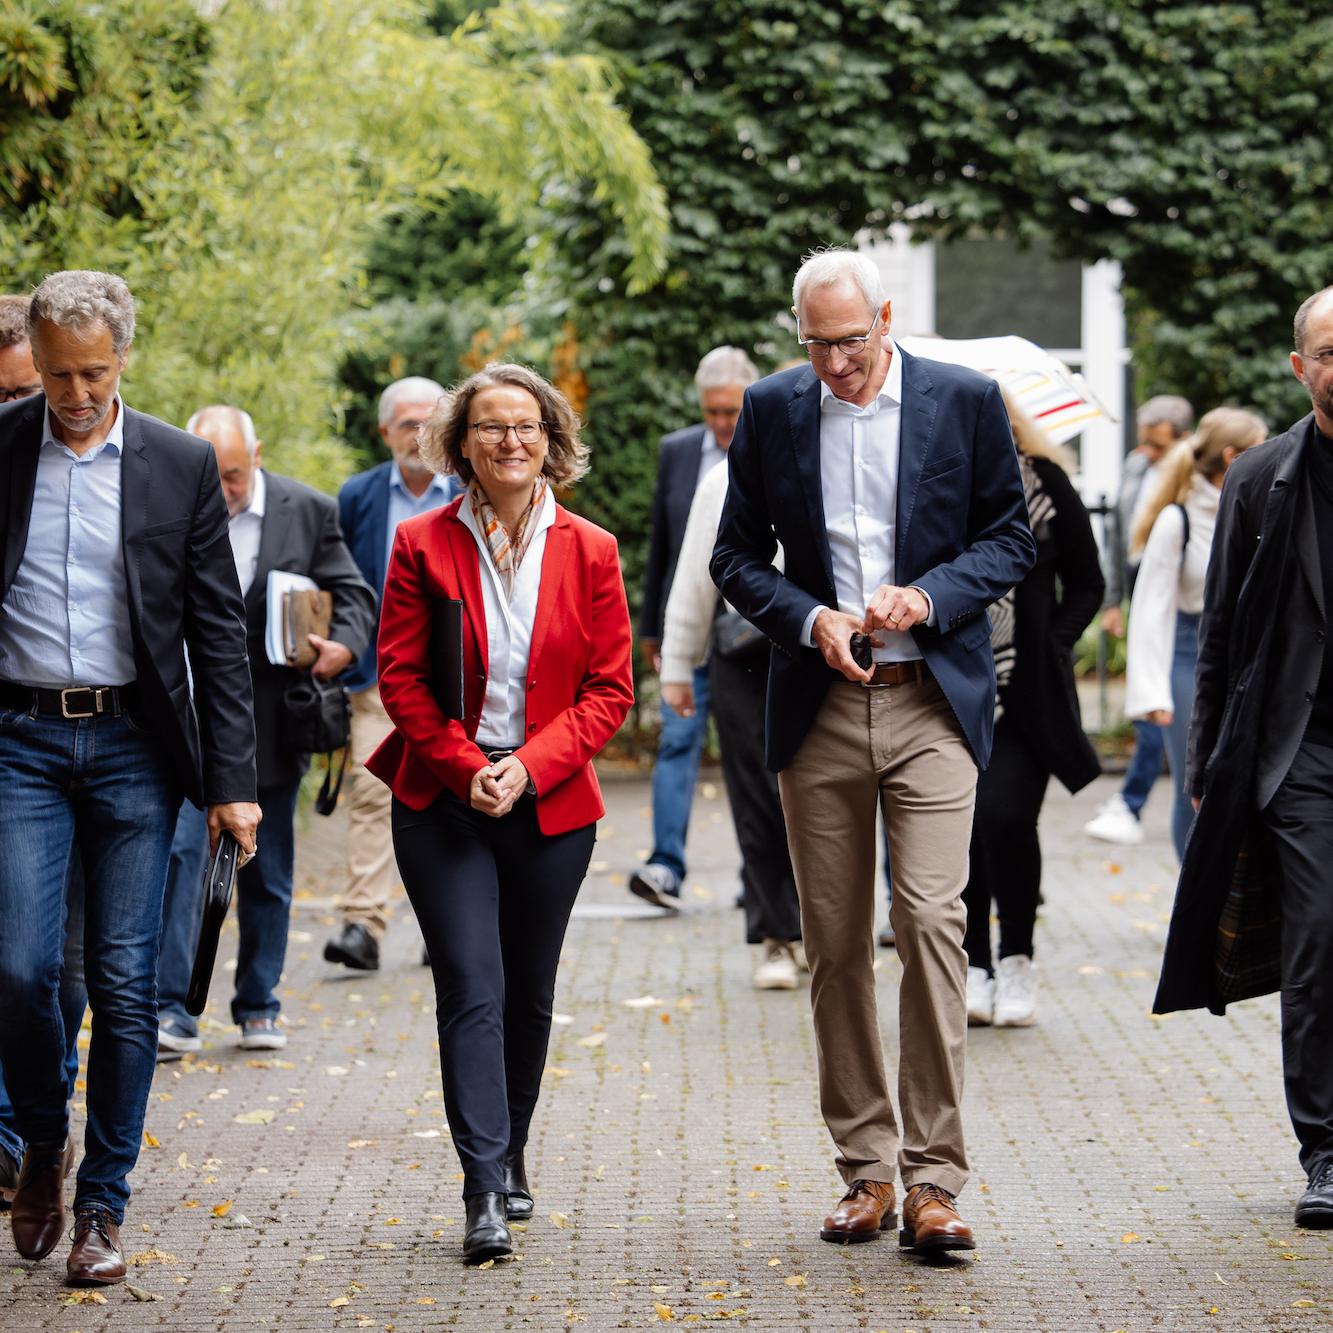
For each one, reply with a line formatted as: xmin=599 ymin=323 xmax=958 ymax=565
xmin=708 ymin=651 xmax=801 ymax=944
xmin=1263 ymin=739 xmax=1333 ymax=1177
xmin=392 ymin=791 xmax=595 ymax=1197
xmin=962 ymin=714 xmax=1050 ymax=973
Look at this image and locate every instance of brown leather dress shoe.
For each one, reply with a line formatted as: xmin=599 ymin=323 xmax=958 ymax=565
xmin=819 ymin=1178 xmax=897 ymax=1243
xmin=66 ymin=1209 xmax=125 ymax=1286
xmin=10 ymin=1134 xmax=74 ymax=1261
xmin=899 ymin=1182 xmax=975 ymax=1253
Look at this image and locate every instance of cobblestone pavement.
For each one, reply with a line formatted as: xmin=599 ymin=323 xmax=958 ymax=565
xmin=6 ymin=770 xmax=1331 ymax=1332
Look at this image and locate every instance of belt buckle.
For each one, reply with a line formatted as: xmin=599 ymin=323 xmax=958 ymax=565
xmin=60 ymin=687 xmax=104 ymax=719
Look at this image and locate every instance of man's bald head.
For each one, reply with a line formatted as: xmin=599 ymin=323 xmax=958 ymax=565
xmin=188 ymin=404 xmax=262 ymax=516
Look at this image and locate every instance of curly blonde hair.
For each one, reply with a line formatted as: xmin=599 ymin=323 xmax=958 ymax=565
xmin=419 ymin=362 xmax=589 ymax=488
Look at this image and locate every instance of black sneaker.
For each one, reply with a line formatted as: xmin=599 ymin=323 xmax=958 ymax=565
xmin=629 ymin=863 xmax=681 ymax=912
xmin=1295 ymin=1160 xmax=1333 ymax=1228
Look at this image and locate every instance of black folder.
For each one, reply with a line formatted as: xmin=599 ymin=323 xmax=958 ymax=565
xmin=186 ymin=831 xmax=241 ymax=1016
xmin=430 ymin=597 xmax=465 ymax=720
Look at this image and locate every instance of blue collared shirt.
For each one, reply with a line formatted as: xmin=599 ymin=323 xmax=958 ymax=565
xmin=383 ymin=465 xmax=457 ymax=574
xmin=0 ymin=397 xmax=137 ymax=687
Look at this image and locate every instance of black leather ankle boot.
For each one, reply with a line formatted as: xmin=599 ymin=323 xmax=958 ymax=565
xmin=503 ymin=1151 xmax=534 ymax=1221
xmin=462 ymin=1192 xmax=511 ymax=1263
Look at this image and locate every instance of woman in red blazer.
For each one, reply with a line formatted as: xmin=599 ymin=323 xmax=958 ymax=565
xmin=367 ymin=363 xmax=633 ymax=1263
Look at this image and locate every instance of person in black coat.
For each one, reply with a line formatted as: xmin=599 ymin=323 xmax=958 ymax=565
xmin=154 ymin=407 xmax=375 ymax=1056
xmin=962 ymin=395 xmax=1104 ymax=1029
xmin=1157 ymin=285 xmax=1333 ymax=1229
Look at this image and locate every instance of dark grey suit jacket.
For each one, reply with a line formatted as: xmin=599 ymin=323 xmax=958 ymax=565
xmin=0 ymin=394 xmax=256 ymax=807
xmin=638 ymin=423 xmax=708 ymax=643
xmin=243 ymin=472 xmax=375 ymax=787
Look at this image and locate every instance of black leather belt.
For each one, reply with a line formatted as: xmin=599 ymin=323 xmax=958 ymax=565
xmin=0 ymin=681 xmax=140 ymax=719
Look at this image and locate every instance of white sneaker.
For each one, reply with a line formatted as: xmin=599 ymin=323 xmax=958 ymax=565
xmin=753 ymin=941 xmax=799 ymax=991
xmin=966 ymin=966 xmax=995 ymax=1026
xmin=993 ymin=955 xmax=1038 ymax=1027
xmin=1083 ymin=793 xmax=1144 ymax=845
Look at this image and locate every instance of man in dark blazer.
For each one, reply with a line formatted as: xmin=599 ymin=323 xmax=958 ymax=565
xmin=711 ymin=249 xmax=1033 ymax=1255
xmin=155 ymin=406 xmax=375 ymax=1056
xmin=630 ymin=346 xmax=758 ymax=910
xmin=0 ymin=271 xmax=259 ymax=1284
xmin=322 ymin=377 xmax=458 ymax=972
xmin=1157 ymin=284 xmax=1333 ymax=1229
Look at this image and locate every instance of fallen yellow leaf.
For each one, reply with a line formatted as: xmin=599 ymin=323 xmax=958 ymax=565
xmin=655 ymin=1303 xmax=674 ymax=1322
xmin=142 ymin=1132 xmax=161 ymax=1148
xmin=1120 ymin=1232 xmax=1140 ymax=1244
xmin=329 ymin=1294 xmax=351 ymax=1307
xmin=784 ymin=1274 xmax=807 ymax=1288
xmin=233 ymin=1109 xmax=275 ymax=1126
xmin=212 ymin=1201 xmax=233 ymax=1218
xmin=550 ymin=1211 xmax=570 ymax=1228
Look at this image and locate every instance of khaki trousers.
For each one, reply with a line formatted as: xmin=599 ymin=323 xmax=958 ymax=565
xmin=338 ymin=686 xmax=398 ymax=939
xmin=778 ymin=675 xmax=977 ymax=1197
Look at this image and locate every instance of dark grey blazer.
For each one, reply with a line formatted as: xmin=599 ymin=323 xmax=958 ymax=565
xmin=638 ymin=423 xmax=708 ymax=643
xmin=0 ymin=394 xmax=256 ymax=807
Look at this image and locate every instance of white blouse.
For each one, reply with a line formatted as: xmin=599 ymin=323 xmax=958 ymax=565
xmin=1124 ymin=473 xmax=1218 ymax=719
xmin=459 ymin=487 xmax=555 ymax=749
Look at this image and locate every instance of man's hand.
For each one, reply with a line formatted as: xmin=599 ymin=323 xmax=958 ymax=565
xmin=207 ymin=801 xmax=262 ymax=857
xmin=1145 ymin=708 xmax=1173 ymax=727
xmin=1101 ymin=605 xmax=1125 ymax=638
xmin=308 ymin=633 xmax=354 ymax=680
xmin=813 ymin=608 xmax=875 ymax=683
xmin=640 ymin=637 xmax=662 ymax=675
xmin=863 ymin=584 xmax=929 ymax=635
xmin=662 ymin=681 xmax=695 ymax=717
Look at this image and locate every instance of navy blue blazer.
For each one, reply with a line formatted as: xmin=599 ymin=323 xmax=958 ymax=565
xmin=710 ymin=352 xmax=1035 ymax=774
xmin=638 ymin=423 xmax=708 ymax=642
xmin=337 ymin=461 xmax=461 ymax=693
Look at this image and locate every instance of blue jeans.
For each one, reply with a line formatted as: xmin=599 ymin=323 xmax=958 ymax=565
xmin=232 ymin=780 xmax=301 ymax=1025
xmin=156 ymin=801 xmax=211 ymax=1036
xmin=1121 ymin=719 xmax=1166 ymax=816
xmin=0 ymin=859 xmax=86 ymax=1169
xmin=1164 ymin=613 xmax=1200 ymax=860
xmin=0 ymin=706 xmax=178 ymax=1222
xmin=648 ymin=664 xmax=711 ymax=885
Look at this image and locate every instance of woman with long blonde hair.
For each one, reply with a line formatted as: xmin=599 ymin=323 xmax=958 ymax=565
xmin=1125 ymin=406 xmax=1269 ymax=857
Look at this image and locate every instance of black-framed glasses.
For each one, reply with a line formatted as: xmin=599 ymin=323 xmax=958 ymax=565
xmin=0 ymin=384 xmax=42 ymax=402
xmin=471 ymin=420 xmax=547 ymax=445
xmin=796 ymin=312 xmax=881 ymax=360
xmin=1300 ymin=347 xmax=1333 ymax=366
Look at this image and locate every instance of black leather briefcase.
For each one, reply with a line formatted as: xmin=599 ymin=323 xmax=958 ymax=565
xmin=185 ymin=831 xmax=242 ymax=1016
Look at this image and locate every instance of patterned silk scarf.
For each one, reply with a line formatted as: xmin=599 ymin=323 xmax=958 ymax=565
xmin=468 ymin=476 xmax=549 ymax=601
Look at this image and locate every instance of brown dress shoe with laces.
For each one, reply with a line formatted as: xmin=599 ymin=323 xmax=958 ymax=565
xmin=10 ymin=1134 xmax=74 ymax=1261
xmin=899 ymin=1182 xmax=975 ymax=1253
xmin=819 ymin=1178 xmax=897 ymax=1243
xmin=66 ymin=1210 xmax=125 ymax=1286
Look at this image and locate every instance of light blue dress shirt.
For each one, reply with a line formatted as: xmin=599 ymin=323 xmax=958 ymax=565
xmin=0 ymin=398 xmax=137 ymax=688
xmin=383 ymin=465 xmax=457 ymax=574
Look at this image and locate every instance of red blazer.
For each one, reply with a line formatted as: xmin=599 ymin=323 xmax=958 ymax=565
xmin=366 ymin=496 xmax=634 ymax=835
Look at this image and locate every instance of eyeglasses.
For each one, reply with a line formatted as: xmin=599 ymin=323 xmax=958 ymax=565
xmin=796 ymin=312 xmax=881 ymax=360
xmin=0 ymin=384 xmax=42 ymax=402
xmin=1301 ymin=347 xmax=1333 ymax=366
xmin=471 ymin=420 xmax=546 ymax=445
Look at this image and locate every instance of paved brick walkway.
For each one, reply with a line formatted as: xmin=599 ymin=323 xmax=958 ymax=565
xmin=6 ymin=771 xmax=1331 ymax=1331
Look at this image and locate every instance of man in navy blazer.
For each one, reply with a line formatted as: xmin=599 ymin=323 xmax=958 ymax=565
xmin=712 ymin=249 xmax=1034 ymax=1255
xmin=322 ymin=377 xmax=459 ymax=973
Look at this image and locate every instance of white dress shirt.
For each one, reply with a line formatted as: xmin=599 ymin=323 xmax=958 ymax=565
xmin=460 ymin=487 xmax=556 ymax=749
xmin=228 ymin=467 xmax=267 ymax=596
xmin=0 ymin=397 xmax=136 ymax=687
xmin=798 ymin=345 xmax=932 ymax=663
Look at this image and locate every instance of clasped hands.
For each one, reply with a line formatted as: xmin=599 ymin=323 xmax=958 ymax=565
xmin=813 ymin=584 xmax=929 ymax=683
xmin=469 ymin=754 xmax=530 ymax=818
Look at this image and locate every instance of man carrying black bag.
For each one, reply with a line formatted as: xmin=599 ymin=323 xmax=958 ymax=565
xmin=156 ymin=406 xmax=374 ymax=1055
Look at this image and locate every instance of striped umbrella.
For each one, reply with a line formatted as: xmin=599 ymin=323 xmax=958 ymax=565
xmin=898 ymin=334 xmax=1113 ymax=444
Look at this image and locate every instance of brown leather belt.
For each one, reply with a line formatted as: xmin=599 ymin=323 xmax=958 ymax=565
xmin=862 ymin=660 xmax=930 ymax=688
xmin=0 ymin=681 xmax=140 ymax=719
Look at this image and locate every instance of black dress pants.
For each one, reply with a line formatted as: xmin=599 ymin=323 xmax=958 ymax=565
xmin=1262 ymin=739 xmax=1333 ymax=1177
xmin=392 ymin=791 xmax=595 ymax=1197
xmin=962 ymin=714 xmax=1050 ymax=973
xmin=708 ymin=651 xmax=801 ymax=944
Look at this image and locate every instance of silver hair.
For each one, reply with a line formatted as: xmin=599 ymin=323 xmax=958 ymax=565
xmin=1136 ymin=394 xmax=1194 ymax=438
xmin=378 ymin=376 xmax=446 ymax=427
xmin=0 ymin=295 xmax=31 ymax=349
xmin=28 ymin=270 xmax=136 ymax=356
xmin=187 ymin=405 xmax=260 ymax=458
xmin=694 ymin=346 xmax=759 ymax=396
xmin=792 ymin=247 xmax=884 ymax=319
xmin=1294 ymin=285 xmax=1333 ymax=352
